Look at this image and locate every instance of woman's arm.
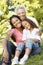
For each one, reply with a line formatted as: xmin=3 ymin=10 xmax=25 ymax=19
xmin=2 ymin=29 xmax=14 ymax=60
xmin=2 ymin=29 xmax=13 ymax=51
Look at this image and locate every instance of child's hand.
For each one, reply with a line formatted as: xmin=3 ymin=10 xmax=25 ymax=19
xmin=36 ymin=31 xmax=42 ymax=36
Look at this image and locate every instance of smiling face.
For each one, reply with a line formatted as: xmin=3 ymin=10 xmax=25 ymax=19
xmin=17 ymin=9 xmax=26 ymax=20
xmin=22 ymin=21 xmax=31 ymax=30
xmin=11 ymin=17 xmax=21 ymax=28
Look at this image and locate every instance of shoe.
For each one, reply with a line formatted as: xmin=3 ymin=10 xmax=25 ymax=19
xmin=19 ymin=58 xmax=25 ymax=65
xmin=11 ymin=58 xmax=19 ymax=65
xmin=19 ymin=55 xmax=28 ymax=65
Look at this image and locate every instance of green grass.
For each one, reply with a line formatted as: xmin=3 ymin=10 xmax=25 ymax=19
xmin=25 ymin=40 xmax=43 ymax=65
xmin=0 ymin=40 xmax=43 ymax=65
xmin=0 ymin=55 xmax=1 ymax=60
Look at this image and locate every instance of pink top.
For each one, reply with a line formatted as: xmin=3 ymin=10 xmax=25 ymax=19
xmin=12 ymin=28 xmax=23 ymax=45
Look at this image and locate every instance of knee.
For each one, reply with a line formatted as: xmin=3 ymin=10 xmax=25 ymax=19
xmin=16 ymin=43 xmax=24 ymax=51
xmin=25 ymin=40 xmax=33 ymax=50
xmin=37 ymin=47 xmax=41 ymax=53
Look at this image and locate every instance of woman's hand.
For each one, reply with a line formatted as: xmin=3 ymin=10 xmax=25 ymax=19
xmin=2 ymin=49 xmax=9 ymax=61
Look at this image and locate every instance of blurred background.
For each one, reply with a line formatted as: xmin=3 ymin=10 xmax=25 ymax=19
xmin=0 ymin=0 xmax=43 ymax=62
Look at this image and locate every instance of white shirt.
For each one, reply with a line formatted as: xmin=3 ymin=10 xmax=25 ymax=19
xmin=22 ymin=28 xmax=41 ymax=41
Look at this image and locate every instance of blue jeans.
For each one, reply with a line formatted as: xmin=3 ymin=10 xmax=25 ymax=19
xmin=16 ymin=40 xmax=41 ymax=54
xmin=1 ymin=41 xmax=41 ymax=65
xmin=25 ymin=40 xmax=41 ymax=55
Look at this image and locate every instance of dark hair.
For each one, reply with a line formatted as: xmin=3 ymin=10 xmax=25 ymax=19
xmin=23 ymin=18 xmax=38 ymax=28
xmin=10 ymin=15 xmax=22 ymax=28
xmin=10 ymin=15 xmax=24 ymax=42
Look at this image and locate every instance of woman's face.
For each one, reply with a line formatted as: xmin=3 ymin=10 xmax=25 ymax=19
xmin=17 ymin=9 xmax=26 ymax=20
xmin=22 ymin=21 xmax=31 ymax=30
xmin=11 ymin=17 xmax=21 ymax=28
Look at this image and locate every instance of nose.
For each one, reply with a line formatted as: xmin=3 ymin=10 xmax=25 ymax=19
xmin=24 ymin=24 xmax=27 ymax=27
xmin=20 ymin=13 xmax=23 ymax=16
xmin=25 ymin=24 xmax=28 ymax=28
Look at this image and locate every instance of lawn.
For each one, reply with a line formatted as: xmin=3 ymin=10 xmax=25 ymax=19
xmin=0 ymin=40 xmax=43 ymax=65
xmin=25 ymin=40 xmax=43 ymax=65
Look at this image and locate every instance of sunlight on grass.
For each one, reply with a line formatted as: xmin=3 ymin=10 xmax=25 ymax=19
xmin=41 ymin=33 xmax=43 ymax=39
xmin=0 ymin=48 xmax=3 ymax=55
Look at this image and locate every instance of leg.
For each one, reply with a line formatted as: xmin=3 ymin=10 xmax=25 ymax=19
xmin=19 ymin=40 xmax=33 ymax=64
xmin=12 ymin=43 xmax=24 ymax=65
xmin=31 ymin=43 xmax=41 ymax=55
xmin=19 ymin=46 xmax=25 ymax=59
xmin=1 ymin=41 xmax=16 ymax=65
xmin=15 ymin=43 xmax=24 ymax=57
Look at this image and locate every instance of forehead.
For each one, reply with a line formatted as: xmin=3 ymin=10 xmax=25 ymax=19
xmin=11 ymin=17 xmax=20 ymax=23
xmin=11 ymin=17 xmax=19 ymax=21
xmin=17 ymin=9 xmax=25 ymax=13
xmin=22 ymin=21 xmax=29 ymax=24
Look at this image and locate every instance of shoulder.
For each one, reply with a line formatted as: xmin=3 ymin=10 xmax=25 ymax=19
xmin=22 ymin=29 xmax=27 ymax=35
xmin=23 ymin=29 xmax=28 ymax=33
xmin=23 ymin=29 xmax=30 ymax=35
xmin=23 ymin=29 xmax=26 ymax=32
xmin=23 ymin=29 xmax=29 ymax=32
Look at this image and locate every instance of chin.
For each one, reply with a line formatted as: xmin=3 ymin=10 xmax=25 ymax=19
xmin=21 ymin=17 xmax=25 ymax=20
xmin=18 ymin=25 xmax=21 ymax=28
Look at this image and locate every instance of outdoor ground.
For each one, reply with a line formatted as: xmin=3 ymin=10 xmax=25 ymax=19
xmin=0 ymin=40 xmax=43 ymax=65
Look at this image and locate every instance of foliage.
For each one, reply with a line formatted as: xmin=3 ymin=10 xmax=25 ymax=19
xmin=0 ymin=0 xmax=43 ymax=42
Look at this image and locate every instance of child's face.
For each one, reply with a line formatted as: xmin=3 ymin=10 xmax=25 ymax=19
xmin=11 ymin=17 xmax=21 ymax=28
xmin=22 ymin=21 xmax=31 ymax=30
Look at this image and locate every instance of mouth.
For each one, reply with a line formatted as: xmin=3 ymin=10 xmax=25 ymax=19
xmin=17 ymin=24 xmax=21 ymax=27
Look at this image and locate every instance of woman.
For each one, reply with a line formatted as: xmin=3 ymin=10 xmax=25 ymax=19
xmin=1 ymin=15 xmax=24 ymax=65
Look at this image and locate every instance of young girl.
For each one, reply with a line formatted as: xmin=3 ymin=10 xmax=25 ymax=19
xmin=1 ymin=15 xmax=24 ymax=65
xmin=12 ymin=18 xmax=41 ymax=65
xmin=19 ymin=18 xmax=41 ymax=64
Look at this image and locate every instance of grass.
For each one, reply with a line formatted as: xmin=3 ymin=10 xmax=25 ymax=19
xmin=0 ymin=55 xmax=1 ymax=60
xmin=0 ymin=40 xmax=43 ymax=65
xmin=25 ymin=40 xmax=43 ymax=65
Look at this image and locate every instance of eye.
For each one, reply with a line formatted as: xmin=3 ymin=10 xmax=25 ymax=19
xmin=16 ymin=19 xmax=18 ymax=22
xmin=18 ymin=13 xmax=21 ymax=15
xmin=12 ymin=21 xmax=15 ymax=24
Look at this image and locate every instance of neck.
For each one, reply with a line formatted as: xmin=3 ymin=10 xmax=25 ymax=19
xmin=16 ymin=27 xmax=22 ymax=33
xmin=16 ymin=27 xmax=21 ymax=30
xmin=30 ymin=27 xmax=34 ymax=32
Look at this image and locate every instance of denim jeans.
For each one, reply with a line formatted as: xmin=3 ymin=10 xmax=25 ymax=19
xmin=1 ymin=41 xmax=41 ymax=65
xmin=16 ymin=40 xmax=41 ymax=55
